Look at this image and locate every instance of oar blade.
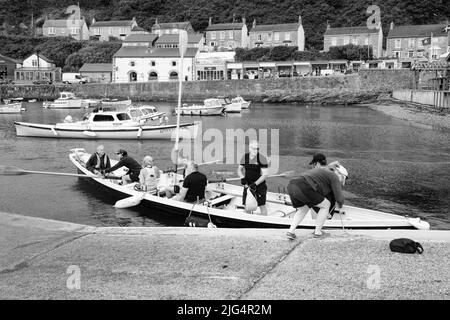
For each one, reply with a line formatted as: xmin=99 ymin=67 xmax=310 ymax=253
xmin=114 ymin=195 xmax=143 ymax=209
xmin=0 ymin=165 xmax=25 ymax=175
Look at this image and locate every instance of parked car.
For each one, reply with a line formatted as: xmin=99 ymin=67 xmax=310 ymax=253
xmin=32 ymin=78 xmax=52 ymax=85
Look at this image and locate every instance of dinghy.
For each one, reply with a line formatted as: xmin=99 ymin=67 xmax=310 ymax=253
xmin=177 ymin=98 xmax=225 ymax=116
xmin=68 ymin=148 xmax=430 ymax=230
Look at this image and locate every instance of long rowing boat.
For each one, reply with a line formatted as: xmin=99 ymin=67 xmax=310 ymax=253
xmin=69 ymin=148 xmax=430 ymax=229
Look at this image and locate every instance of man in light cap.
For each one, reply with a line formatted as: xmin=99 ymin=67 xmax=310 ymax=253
xmin=102 ymin=149 xmax=142 ymax=184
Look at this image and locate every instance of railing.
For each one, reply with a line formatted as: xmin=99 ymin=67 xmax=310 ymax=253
xmin=392 ymin=89 xmax=450 ymax=109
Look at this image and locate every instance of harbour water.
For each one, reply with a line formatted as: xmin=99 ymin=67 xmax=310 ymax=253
xmin=0 ymin=101 xmax=449 ymax=229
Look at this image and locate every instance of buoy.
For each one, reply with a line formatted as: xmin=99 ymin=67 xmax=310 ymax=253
xmin=82 ymin=130 xmax=96 ymax=137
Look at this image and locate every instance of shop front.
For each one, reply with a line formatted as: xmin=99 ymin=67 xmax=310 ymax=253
xmin=226 ymin=62 xmax=243 ymax=80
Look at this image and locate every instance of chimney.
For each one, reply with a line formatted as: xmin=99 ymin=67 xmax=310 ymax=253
xmin=252 ymin=19 xmax=256 ymax=29
xmin=390 ymin=21 xmax=394 ymax=30
xmin=299 ymin=15 xmax=302 ymax=25
xmin=208 ymin=17 xmax=212 ymax=26
xmin=326 ymin=20 xmax=330 ymax=30
xmin=92 ymin=17 xmax=96 ymax=25
xmin=155 ymin=18 xmax=158 ymax=25
xmin=242 ymin=16 xmax=246 ymax=25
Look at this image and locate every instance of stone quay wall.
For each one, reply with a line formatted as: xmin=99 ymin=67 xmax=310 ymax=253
xmin=0 ymin=69 xmax=415 ymax=104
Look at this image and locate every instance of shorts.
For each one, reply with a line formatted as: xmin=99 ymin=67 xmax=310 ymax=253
xmin=243 ymin=183 xmax=267 ymax=206
xmin=287 ymin=177 xmax=324 ymax=208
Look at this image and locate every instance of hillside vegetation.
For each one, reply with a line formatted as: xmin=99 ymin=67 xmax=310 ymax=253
xmin=1 ymin=0 xmax=448 ymax=50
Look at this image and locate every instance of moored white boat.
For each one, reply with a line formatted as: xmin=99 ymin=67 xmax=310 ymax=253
xmin=14 ymin=110 xmax=199 ymax=139
xmin=43 ymin=92 xmax=85 ymax=109
xmin=101 ymin=98 xmax=132 ymax=107
xmin=218 ymin=96 xmax=242 ymax=113
xmin=232 ymin=96 xmax=251 ymax=109
xmin=0 ymin=101 xmax=22 ymax=114
xmin=177 ymin=98 xmax=225 ymax=116
xmin=128 ymin=105 xmax=166 ymax=122
xmin=68 ymin=148 xmax=430 ymax=230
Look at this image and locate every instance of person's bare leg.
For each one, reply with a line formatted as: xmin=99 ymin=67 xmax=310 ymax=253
xmin=313 ymin=198 xmax=331 ymax=235
xmin=288 ymin=205 xmax=309 ymax=234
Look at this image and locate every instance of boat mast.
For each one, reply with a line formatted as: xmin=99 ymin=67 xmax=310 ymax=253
xmin=174 ymin=30 xmax=188 ymax=171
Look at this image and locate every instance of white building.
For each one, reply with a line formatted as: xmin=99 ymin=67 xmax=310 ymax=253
xmin=113 ymin=47 xmax=198 ymax=82
xmin=14 ymin=52 xmax=61 ymax=84
xmin=194 ymin=51 xmax=235 ymax=80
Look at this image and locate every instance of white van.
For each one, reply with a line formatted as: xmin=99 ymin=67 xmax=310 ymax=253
xmin=62 ymin=73 xmax=88 ymax=84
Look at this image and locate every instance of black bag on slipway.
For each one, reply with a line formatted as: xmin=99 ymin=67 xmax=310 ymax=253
xmin=389 ymin=238 xmax=424 ymax=254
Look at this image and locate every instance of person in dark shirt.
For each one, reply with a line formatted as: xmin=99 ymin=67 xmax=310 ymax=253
xmin=238 ymin=140 xmax=269 ymax=215
xmin=173 ymin=162 xmax=207 ymax=203
xmin=102 ymin=149 xmax=142 ymax=184
xmin=86 ymin=145 xmax=111 ymax=174
xmin=286 ymin=165 xmax=347 ymax=240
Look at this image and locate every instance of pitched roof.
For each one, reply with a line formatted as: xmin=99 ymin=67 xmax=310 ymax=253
xmin=91 ymin=20 xmax=135 ymax=27
xmin=132 ymin=26 xmax=147 ymax=31
xmin=155 ymin=34 xmax=203 ymax=44
xmin=206 ymin=23 xmax=244 ymax=31
xmin=0 ymin=53 xmax=21 ymax=64
xmin=43 ymin=19 xmax=85 ymax=28
xmin=251 ymin=23 xmax=300 ymax=32
xmin=113 ymin=46 xmax=198 ymax=58
xmin=152 ymin=22 xmax=192 ymax=30
xmin=124 ymin=33 xmax=158 ymax=43
xmin=387 ymin=24 xmax=447 ymax=38
xmin=24 ymin=52 xmax=54 ymax=64
xmin=79 ymin=63 xmax=112 ymax=73
xmin=324 ymin=26 xmax=379 ymax=36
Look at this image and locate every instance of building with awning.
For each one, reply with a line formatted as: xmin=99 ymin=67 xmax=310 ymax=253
xmin=412 ymin=52 xmax=450 ymax=90
xmin=194 ymin=51 xmax=235 ymax=81
xmin=226 ymin=62 xmax=244 ymax=79
xmin=14 ymin=53 xmax=61 ymax=84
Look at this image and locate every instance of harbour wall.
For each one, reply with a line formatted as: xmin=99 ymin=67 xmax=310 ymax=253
xmin=0 ymin=69 xmax=415 ymax=104
xmin=392 ymin=89 xmax=450 ymax=108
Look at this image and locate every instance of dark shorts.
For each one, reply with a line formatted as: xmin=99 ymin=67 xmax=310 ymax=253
xmin=243 ymin=183 xmax=267 ymax=206
xmin=129 ymin=171 xmax=140 ymax=183
xmin=287 ymin=177 xmax=324 ymax=208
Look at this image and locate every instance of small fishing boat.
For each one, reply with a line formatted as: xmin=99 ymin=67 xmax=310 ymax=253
xmin=68 ymin=148 xmax=430 ymax=230
xmin=14 ymin=110 xmax=199 ymax=139
xmin=28 ymin=99 xmax=37 ymax=103
xmin=177 ymin=98 xmax=225 ymax=116
xmin=43 ymin=92 xmax=85 ymax=109
xmin=101 ymin=98 xmax=132 ymax=107
xmin=218 ymin=96 xmax=242 ymax=113
xmin=128 ymin=105 xmax=166 ymax=122
xmin=0 ymin=100 xmax=23 ymax=114
xmin=232 ymin=96 xmax=251 ymax=109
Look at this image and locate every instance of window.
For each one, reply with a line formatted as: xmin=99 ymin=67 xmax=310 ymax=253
xmin=130 ymin=61 xmax=135 ymax=67
xmin=268 ymin=33 xmax=272 ymax=41
xmin=258 ymin=34 xmax=262 ymax=41
xmin=210 ymin=41 xmax=216 ymax=47
xmin=418 ymin=39 xmax=423 ymax=48
xmin=229 ymin=30 xmax=233 ymax=39
xmin=211 ymin=31 xmax=216 ymax=40
xmin=148 ymin=71 xmax=158 ymax=80
xmin=94 ymin=28 xmax=100 ymax=35
xmin=365 ymin=37 xmax=369 ymax=45
xmin=116 ymin=113 xmax=131 ymax=121
xmin=172 ymin=61 xmax=177 ymax=66
xmin=109 ymin=27 xmax=113 ymax=34
xmin=220 ymin=31 xmax=225 ymax=40
xmin=48 ymin=27 xmax=55 ymax=35
xmin=395 ymin=39 xmax=401 ymax=49
xmin=351 ymin=36 xmax=357 ymax=45
xmin=93 ymin=114 xmax=114 ymax=122
xmin=274 ymin=32 xmax=279 ymax=41
xmin=331 ymin=37 xmax=337 ymax=46
xmin=408 ymin=51 xmax=414 ymax=58
xmin=394 ymin=51 xmax=401 ymax=58
xmin=61 ymin=29 xmax=65 ymax=34
xmin=408 ymin=38 xmax=415 ymax=48
xmin=32 ymin=60 xmax=38 ymax=67
xmin=343 ymin=36 xmax=350 ymax=45
xmin=71 ymin=28 xmax=78 ymax=35
xmin=169 ymin=71 xmax=178 ymax=79
xmin=151 ymin=61 xmax=156 ymax=66
xmin=285 ymin=32 xmax=290 ymax=41
xmin=120 ymin=28 xmax=126 ymax=35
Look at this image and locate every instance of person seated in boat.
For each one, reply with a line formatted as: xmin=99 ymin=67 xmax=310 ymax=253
xmin=238 ymin=140 xmax=269 ymax=215
xmin=101 ymin=149 xmax=142 ymax=184
xmin=86 ymin=145 xmax=111 ymax=174
xmin=172 ymin=162 xmax=208 ymax=203
xmin=137 ymin=156 xmax=160 ymax=192
xmin=285 ymin=164 xmax=347 ymax=240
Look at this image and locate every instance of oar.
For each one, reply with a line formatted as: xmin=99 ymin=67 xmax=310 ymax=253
xmin=0 ymin=165 xmax=121 ymax=179
xmin=208 ymin=170 xmax=296 ymax=183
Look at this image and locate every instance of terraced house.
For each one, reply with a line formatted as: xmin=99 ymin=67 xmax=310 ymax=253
xmin=386 ymin=22 xmax=449 ymax=65
xmin=249 ymin=16 xmax=305 ymax=50
xmin=205 ymin=17 xmax=249 ymax=50
xmin=155 ymin=34 xmax=205 ymax=51
xmin=151 ymin=20 xmax=195 ymax=35
xmin=323 ymin=22 xmax=383 ymax=58
xmin=42 ymin=16 xmax=89 ymax=40
xmin=89 ymin=17 xmax=138 ymax=41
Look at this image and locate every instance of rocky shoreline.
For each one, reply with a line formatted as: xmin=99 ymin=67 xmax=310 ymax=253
xmin=362 ymin=98 xmax=450 ymax=132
